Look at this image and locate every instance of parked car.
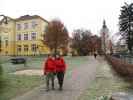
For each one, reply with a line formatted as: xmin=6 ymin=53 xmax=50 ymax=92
xmin=10 ymin=57 xmax=26 ymax=64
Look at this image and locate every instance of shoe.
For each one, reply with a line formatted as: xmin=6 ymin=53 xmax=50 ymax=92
xmin=52 ymin=87 xmax=55 ymax=90
xmin=59 ymin=87 xmax=63 ymax=91
xmin=46 ymin=88 xmax=49 ymax=92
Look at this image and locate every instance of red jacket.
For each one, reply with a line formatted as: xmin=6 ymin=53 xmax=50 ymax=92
xmin=55 ymin=58 xmax=66 ymax=72
xmin=43 ymin=58 xmax=56 ymax=74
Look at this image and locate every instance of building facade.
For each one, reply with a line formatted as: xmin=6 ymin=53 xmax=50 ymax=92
xmin=0 ymin=15 xmax=50 ymax=56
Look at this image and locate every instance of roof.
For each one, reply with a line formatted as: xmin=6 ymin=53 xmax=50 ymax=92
xmin=15 ymin=15 xmax=49 ymax=23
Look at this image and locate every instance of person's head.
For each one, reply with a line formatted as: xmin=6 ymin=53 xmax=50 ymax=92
xmin=47 ymin=54 xmax=51 ymax=58
xmin=48 ymin=54 xmax=55 ymax=59
xmin=55 ymin=54 xmax=61 ymax=59
xmin=47 ymin=54 xmax=54 ymax=59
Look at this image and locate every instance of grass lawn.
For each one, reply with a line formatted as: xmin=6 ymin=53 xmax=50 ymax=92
xmin=78 ymin=58 xmax=133 ymax=100
xmin=1 ymin=56 xmax=45 ymax=73
xmin=2 ymin=56 xmax=89 ymax=73
xmin=0 ymin=56 xmax=89 ymax=100
xmin=0 ymin=74 xmax=44 ymax=100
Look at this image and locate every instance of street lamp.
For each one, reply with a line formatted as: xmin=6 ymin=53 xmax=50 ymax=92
xmin=0 ymin=15 xmax=8 ymax=75
xmin=0 ymin=15 xmax=8 ymax=24
xmin=0 ymin=15 xmax=8 ymax=54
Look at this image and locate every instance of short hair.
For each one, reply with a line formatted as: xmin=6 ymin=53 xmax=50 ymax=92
xmin=47 ymin=53 xmax=52 ymax=57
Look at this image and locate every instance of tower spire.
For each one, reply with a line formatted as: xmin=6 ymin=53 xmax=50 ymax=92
xmin=103 ymin=20 xmax=107 ymax=28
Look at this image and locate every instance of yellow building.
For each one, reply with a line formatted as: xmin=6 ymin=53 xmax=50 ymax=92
xmin=0 ymin=15 xmax=50 ymax=56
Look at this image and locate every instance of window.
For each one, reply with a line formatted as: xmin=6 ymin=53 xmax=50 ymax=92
xmin=31 ymin=44 xmax=37 ymax=52
xmin=24 ymin=34 xmax=28 ymax=40
xmin=24 ymin=23 xmax=28 ymax=29
xmin=24 ymin=45 xmax=28 ymax=51
xmin=17 ymin=24 xmax=21 ymax=30
xmin=17 ymin=45 xmax=21 ymax=52
xmin=17 ymin=34 xmax=21 ymax=40
xmin=31 ymin=32 xmax=36 ymax=40
xmin=5 ymin=40 xmax=8 ymax=47
xmin=31 ymin=21 xmax=37 ymax=29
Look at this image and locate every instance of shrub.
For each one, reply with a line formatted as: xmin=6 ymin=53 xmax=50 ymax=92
xmin=106 ymin=55 xmax=133 ymax=77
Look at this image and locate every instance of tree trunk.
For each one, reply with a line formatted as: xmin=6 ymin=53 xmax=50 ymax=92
xmin=54 ymin=38 xmax=58 ymax=56
xmin=128 ymin=15 xmax=132 ymax=54
xmin=54 ymin=47 xmax=57 ymax=56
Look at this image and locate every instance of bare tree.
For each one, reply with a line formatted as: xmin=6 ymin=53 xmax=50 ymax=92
xmin=44 ymin=19 xmax=69 ymax=55
xmin=71 ymin=29 xmax=92 ymax=56
xmin=89 ymin=35 xmax=102 ymax=53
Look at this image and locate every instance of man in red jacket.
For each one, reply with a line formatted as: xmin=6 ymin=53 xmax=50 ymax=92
xmin=43 ymin=54 xmax=56 ymax=91
xmin=55 ymin=54 xmax=66 ymax=90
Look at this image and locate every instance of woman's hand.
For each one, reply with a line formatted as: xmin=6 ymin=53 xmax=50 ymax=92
xmin=44 ymin=72 xmax=47 ymax=75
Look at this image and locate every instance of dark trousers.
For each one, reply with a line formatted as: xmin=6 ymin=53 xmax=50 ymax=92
xmin=57 ymin=72 xmax=65 ymax=88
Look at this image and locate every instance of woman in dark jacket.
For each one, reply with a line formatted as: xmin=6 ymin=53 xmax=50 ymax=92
xmin=55 ymin=54 xmax=66 ymax=90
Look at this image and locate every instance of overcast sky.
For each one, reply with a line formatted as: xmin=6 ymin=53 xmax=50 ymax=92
xmin=0 ymin=0 xmax=132 ymax=36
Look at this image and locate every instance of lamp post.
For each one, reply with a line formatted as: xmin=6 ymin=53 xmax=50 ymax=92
xmin=0 ymin=15 xmax=8 ymax=24
xmin=0 ymin=15 xmax=8 ymax=75
xmin=0 ymin=15 xmax=8 ymax=55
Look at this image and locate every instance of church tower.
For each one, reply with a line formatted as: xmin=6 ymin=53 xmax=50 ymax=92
xmin=100 ymin=20 xmax=110 ymax=53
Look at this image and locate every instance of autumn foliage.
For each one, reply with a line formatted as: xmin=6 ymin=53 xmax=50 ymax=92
xmin=44 ymin=19 xmax=69 ymax=54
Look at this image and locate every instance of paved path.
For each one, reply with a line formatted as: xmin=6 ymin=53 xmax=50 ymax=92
xmin=12 ymin=56 xmax=100 ymax=100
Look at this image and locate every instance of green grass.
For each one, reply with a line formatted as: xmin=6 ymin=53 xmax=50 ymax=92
xmin=1 ymin=56 xmax=45 ymax=73
xmin=0 ymin=74 xmax=44 ymax=100
xmin=2 ymin=56 xmax=89 ymax=73
xmin=0 ymin=56 xmax=89 ymax=100
xmin=79 ymin=59 xmax=133 ymax=100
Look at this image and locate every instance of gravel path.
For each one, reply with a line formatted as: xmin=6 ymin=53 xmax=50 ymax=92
xmin=12 ymin=56 xmax=100 ymax=100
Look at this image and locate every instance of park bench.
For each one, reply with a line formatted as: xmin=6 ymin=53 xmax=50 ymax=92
xmin=10 ymin=57 xmax=26 ymax=64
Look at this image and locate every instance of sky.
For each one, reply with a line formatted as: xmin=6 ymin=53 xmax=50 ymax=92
xmin=0 ymin=0 xmax=132 ymax=37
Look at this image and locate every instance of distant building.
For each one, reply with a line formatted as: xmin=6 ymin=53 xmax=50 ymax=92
xmin=0 ymin=15 xmax=50 ymax=56
xmin=113 ymin=39 xmax=128 ymax=53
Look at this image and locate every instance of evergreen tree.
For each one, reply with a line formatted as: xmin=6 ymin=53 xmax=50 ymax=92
xmin=119 ymin=2 xmax=133 ymax=53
